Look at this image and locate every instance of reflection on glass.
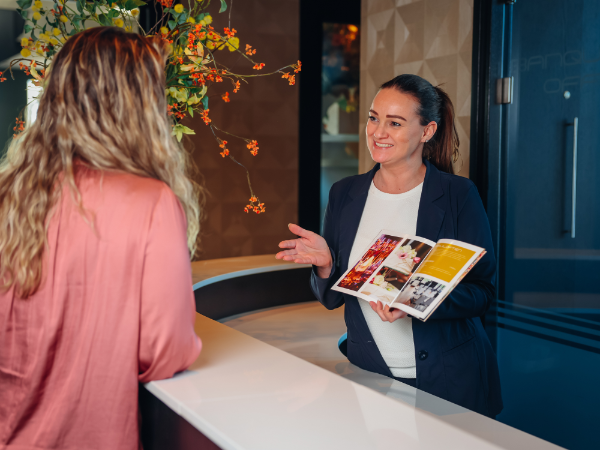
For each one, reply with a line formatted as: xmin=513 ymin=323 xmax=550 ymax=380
xmin=493 ymin=1 xmax=600 ymax=449
xmin=320 ymin=23 xmax=360 ymax=229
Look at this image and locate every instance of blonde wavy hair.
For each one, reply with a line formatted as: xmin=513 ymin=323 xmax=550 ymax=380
xmin=0 ymin=27 xmax=202 ymax=298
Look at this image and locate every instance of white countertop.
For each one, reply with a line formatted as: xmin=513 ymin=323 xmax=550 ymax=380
xmin=145 ymin=312 xmax=562 ymax=450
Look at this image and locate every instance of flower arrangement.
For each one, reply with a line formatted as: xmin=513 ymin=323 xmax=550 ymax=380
xmin=1 ymin=0 xmax=301 ymax=214
xmin=392 ymin=244 xmax=421 ymax=275
xmin=396 ymin=245 xmax=418 ymax=261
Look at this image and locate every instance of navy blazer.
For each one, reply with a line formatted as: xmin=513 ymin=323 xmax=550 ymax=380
xmin=311 ymin=160 xmax=503 ymax=417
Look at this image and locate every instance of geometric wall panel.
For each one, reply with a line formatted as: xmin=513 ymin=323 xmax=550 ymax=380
xmin=359 ymin=0 xmax=473 ymax=178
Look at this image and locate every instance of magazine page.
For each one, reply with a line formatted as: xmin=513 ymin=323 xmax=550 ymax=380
xmin=331 ymin=230 xmax=436 ymax=304
xmin=392 ymin=239 xmax=485 ymax=321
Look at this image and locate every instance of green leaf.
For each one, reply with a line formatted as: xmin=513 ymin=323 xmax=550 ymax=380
xmin=16 ymin=0 xmax=32 ymax=9
xmin=98 ymin=13 xmax=112 ymax=26
xmin=219 ymin=0 xmax=227 ymax=13
xmin=171 ymin=124 xmax=195 ymax=142
xmin=201 ymin=95 xmax=208 ymax=110
xmin=123 ymin=0 xmax=145 ymax=9
xmin=188 ymin=107 xmax=194 ymax=117
xmin=77 ymin=0 xmax=84 ymax=13
xmin=108 ymin=9 xmax=119 ymax=19
xmin=167 ymin=20 xmax=176 ymax=30
xmin=177 ymin=12 xmax=187 ymax=24
xmin=20 ymin=9 xmax=29 ymax=20
xmin=24 ymin=24 xmax=32 ymax=33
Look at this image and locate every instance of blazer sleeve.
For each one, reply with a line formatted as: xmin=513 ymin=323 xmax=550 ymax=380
xmin=310 ymin=182 xmax=346 ymax=310
xmin=138 ymin=186 xmax=202 ymax=383
xmin=429 ymin=184 xmax=497 ymax=320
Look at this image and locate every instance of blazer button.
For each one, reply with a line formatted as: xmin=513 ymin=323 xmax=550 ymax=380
xmin=418 ymin=350 xmax=428 ymax=360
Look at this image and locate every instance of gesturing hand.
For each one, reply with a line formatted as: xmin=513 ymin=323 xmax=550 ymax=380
xmin=276 ymin=223 xmax=333 ymax=278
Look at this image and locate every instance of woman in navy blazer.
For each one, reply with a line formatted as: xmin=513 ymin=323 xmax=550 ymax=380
xmin=277 ymin=74 xmax=502 ymax=417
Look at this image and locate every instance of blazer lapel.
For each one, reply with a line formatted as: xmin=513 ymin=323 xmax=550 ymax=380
xmin=416 ymin=160 xmax=446 ymax=241
xmin=337 ymin=165 xmax=378 ymax=272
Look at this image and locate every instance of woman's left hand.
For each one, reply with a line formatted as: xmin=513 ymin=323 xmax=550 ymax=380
xmin=370 ymin=301 xmax=408 ymax=323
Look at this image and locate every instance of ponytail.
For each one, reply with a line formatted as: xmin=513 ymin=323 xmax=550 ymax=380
xmin=380 ymin=75 xmax=460 ymax=174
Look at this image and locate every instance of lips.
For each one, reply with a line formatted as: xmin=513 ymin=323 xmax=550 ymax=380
xmin=374 ymin=141 xmax=393 ymax=148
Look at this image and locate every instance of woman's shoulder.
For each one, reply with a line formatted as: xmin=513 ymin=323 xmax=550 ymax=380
xmin=77 ymin=166 xmax=176 ymax=210
xmin=435 ymin=166 xmax=478 ymax=198
xmin=329 ymin=170 xmax=372 ymax=198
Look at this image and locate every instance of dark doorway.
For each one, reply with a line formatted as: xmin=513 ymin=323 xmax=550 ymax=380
xmin=298 ymin=0 xmax=361 ymax=233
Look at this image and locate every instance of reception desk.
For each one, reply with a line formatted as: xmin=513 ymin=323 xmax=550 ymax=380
xmin=140 ymin=255 xmax=563 ymax=450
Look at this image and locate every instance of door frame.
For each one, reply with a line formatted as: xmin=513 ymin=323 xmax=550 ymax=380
xmin=470 ymin=0 xmax=515 ymax=343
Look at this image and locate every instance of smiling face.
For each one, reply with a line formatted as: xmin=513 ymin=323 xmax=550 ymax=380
xmin=366 ymin=88 xmax=437 ymax=167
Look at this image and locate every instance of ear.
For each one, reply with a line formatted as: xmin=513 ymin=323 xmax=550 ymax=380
xmin=421 ymin=121 xmax=438 ymax=142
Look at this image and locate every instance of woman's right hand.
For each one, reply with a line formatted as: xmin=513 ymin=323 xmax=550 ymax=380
xmin=276 ymin=223 xmax=333 ymax=279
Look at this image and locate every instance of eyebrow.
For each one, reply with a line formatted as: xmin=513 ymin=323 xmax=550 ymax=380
xmin=369 ymin=110 xmax=407 ymax=121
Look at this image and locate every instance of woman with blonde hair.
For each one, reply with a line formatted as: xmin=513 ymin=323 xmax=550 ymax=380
xmin=0 ymin=27 xmax=202 ymax=449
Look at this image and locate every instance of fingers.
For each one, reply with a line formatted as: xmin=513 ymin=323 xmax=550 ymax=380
xmin=278 ymin=239 xmax=298 ymax=249
xmin=288 ymin=223 xmax=313 ymax=239
xmin=275 ymin=249 xmax=298 ymax=260
xmin=370 ymin=301 xmax=408 ymax=323
xmin=383 ymin=305 xmax=407 ymax=323
xmin=372 ymin=301 xmax=389 ymax=322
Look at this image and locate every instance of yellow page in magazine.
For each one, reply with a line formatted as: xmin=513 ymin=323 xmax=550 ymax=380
xmin=414 ymin=243 xmax=475 ymax=283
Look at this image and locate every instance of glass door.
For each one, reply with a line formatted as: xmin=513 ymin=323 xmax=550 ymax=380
xmin=491 ymin=1 xmax=600 ymax=449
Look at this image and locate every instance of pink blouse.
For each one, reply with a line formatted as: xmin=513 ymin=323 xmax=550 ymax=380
xmin=0 ymin=166 xmax=202 ymax=450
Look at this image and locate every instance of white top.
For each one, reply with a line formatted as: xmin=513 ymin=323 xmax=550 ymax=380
xmin=349 ymin=181 xmax=423 ymax=378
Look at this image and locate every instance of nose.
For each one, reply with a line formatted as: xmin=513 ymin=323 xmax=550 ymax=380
xmin=372 ymin=122 xmax=387 ymax=139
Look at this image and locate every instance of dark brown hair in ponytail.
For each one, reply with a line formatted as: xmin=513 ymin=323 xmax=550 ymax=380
xmin=380 ymin=75 xmax=459 ymax=174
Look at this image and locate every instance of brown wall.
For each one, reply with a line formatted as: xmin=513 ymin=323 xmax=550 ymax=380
xmin=184 ymin=0 xmax=299 ymax=260
xmin=359 ymin=0 xmax=474 ymax=177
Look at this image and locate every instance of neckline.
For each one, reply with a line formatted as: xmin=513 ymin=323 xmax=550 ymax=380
xmin=369 ymin=180 xmax=423 ymax=200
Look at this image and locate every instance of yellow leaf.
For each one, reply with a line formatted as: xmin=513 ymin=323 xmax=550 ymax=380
xmin=30 ymin=66 xmax=42 ymax=81
xmin=226 ymin=37 xmax=239 ymax=52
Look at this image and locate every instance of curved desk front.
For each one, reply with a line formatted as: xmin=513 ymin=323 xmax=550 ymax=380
xmin=140 ymin=255 xmax=562 ymax=450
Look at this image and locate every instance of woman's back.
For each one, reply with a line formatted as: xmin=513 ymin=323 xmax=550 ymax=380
xmin=0 ymin=165 xmax=201 ymax=449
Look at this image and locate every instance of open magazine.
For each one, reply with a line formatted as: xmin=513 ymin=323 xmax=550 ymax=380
xmin=331 ymin=230 xmax=486 ymax=321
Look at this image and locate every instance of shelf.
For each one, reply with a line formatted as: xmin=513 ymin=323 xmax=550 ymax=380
xmin=320 ymin=133 xmax=360 ymax=143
